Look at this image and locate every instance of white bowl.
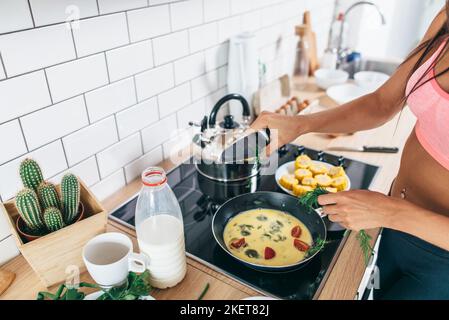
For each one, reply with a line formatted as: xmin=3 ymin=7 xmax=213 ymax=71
xmin=314 ymin=68 xmax=349 ymax=89
xmin=326 ymin=83 xmax=370 ymax=105
xmin=354 ymin=71 xmax=389 ymax=92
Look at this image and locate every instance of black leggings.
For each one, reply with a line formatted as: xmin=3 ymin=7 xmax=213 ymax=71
xmin=374 ymin=228 xmax=449 ymax=300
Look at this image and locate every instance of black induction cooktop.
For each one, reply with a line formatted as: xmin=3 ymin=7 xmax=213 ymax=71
xmin=109 ymin=144 xmax=379 ymax=299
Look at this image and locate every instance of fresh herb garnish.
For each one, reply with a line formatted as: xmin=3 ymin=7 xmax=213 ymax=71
xmin=299 ymin=189 xmax=375 ymax=266
xmin=37 ymin=282 xmax=99 ymax=300
xmin=197 ymin=283 xmax=210 ymax=300
xmin=97 ymin=270 xmax=152 ymax=300
xmin=306 ymin=237 xmax=329 ymax=258
xmin=298 ymin=187 xmax=329 ymax=212
xmin=37 ymin=270 xmax=152 ymax=300
xmin=356 ymin=230 xmax=374 ymax=266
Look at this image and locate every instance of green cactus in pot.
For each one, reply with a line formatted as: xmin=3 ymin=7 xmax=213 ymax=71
xmin=15 ymin=188 xmax=45 ymax=232
xmin=43 ymin=207 xmax=65 ymax=232
xmin=38 ymin=182 xmax=61 ymax=211
xmin=19 ymin=158 xmax=44 ymax=192
xmin=61 ymin=173 xmax=81 ymax=224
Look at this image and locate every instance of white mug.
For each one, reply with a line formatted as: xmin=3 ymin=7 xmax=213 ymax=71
xmin=82 ymin=232 xmax=148 ymax=287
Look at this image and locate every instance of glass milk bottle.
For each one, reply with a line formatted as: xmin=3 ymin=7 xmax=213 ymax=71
xmin=135 ymin=167 xmax=186 ymax=289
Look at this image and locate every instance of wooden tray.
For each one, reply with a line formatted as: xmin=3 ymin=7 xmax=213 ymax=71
xmin=0 ymin=179 xmax=107 ymax=287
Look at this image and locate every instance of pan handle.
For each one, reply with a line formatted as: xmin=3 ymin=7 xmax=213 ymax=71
xmin=315 ymin=207 xmax=326 ymax=218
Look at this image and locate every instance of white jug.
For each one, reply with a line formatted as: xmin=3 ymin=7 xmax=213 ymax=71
xmin=227 ymin=32 xmax=259 ymax=123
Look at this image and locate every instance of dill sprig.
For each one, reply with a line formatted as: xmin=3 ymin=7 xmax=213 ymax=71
xmin=299 ymin=189 xmax=375 ymax=266
xmin=356 ymin=230 xmax=374 ymax=266
xmin=306 ymin=237 xmax=330 ymax=257
xmin=197 ymin=283 xmax=210 ymax=300
xmin=298 ymin=187 xmax=329 ymax=212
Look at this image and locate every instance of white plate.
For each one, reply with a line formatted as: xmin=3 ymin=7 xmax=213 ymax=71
xmin=84 ymin=290 xmax=155 ymax=300
xmin=354 ymin=71 xmax=389 ymax=92
xmin=326 ymin=83 xmax=370 ymax=105
xmin=275 ymin=160 xmax=351 ymax=196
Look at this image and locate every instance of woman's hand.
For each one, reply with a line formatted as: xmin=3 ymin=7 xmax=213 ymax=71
xmin=250 ymin=112 xmax=307 ymax=155
xmin=317 ymin=190 xmax=411 ymax=231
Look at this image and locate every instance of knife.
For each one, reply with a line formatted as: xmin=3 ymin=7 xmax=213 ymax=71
xmin=326 ymin=146 xmax=399 ymax=153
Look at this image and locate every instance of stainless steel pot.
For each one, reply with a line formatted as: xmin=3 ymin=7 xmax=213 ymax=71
xmin=190 ymin=93 xmax=269 ymax=182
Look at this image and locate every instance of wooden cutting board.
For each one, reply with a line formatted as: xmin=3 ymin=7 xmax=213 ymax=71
xmin=303 ymin=11 xmax=319 ymax=75
xmin=0 ymin=270 xmax=15 ymax=296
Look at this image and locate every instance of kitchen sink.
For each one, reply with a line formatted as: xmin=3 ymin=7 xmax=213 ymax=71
xmin=358 ymin=58 xmax=400 ymax=75
xmin=342 ymin=58 xmax=401 ymax=77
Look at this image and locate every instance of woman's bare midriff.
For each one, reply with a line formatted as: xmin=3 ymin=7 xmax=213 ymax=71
xmin=391 ymin=128 xmax=449 ymax=216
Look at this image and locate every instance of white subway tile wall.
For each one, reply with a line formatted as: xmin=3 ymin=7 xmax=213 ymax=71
xmin=46 ymin=54 xmax=109 ymax=102
xmin=0 ymin=0 xmax=335 ymax=264
xmin=116 ymin=97 xmax=159 ymax=138
xmin=0 ymin=23 xmax=76 ymax=77
xmin=29 ymin=0 xmax=99 ymax=26
xmin=21 ymin=96 xmax=89 ymax=150
xmin=105 ymin=40 xmax=154 ymax=81
xmin=72 ymin=13 xmax=130 ymax=57
xmin=85 ymin=78 xmax=137 ymax=122
xmin=0 ymin=0 xmax=33 ymax=34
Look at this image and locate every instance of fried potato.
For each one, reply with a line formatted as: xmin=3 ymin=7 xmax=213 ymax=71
xmin=294 ymin=168 xmax=312 ymax=181
xmin=301 ymin=176 xmax=317 ymax=188
xmin=315 ymin=174 xmax=333 ymax=187
xmin=279 ymin=174 xmax=299 ymax=190
xmin=331 ymin=176 xmax=348 ymax=191
xmin=293 ymin=184 xmax=314 ymax=197
xmin=329 ymin=166 xmax=345 ymax=178
xmin=309 ymin=163 xmax=329 ymax=175
xmin=325 ymin=187 xmax=338 ymax=193
xmin=295 ymin=155 xmax=312 ymax=169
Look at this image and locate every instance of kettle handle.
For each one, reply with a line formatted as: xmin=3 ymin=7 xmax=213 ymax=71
xmin=209 ymin=93 xmax=250 ymax=127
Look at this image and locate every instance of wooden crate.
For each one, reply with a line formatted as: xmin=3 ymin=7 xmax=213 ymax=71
xmin=0 ymin=180 xmax=107 ymax=287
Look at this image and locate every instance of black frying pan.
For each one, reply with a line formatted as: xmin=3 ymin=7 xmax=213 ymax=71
xmin=212 ymin=191 xmax=327 ymax=272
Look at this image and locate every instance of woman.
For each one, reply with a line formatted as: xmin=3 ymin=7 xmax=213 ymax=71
xmin=251 ymin=6 xmax=449 ymax=299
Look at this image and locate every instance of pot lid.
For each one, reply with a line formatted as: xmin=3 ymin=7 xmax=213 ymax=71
xmin=196 ymin=129 xmax=269 ymax=164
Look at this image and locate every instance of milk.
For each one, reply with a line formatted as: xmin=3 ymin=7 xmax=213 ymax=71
xmin=136 ymin=213 xmax=187 ymax=289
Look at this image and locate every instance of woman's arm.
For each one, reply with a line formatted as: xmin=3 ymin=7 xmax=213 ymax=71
xmin=302 ymin=8 xmax=446 ymax=135
xmin=251 ymin=10 xmax=446 ymax=150
xmin=318 ymin=191 xmax=449 ymax=251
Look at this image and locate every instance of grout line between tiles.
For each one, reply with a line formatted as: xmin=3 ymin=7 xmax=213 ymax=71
xmin=43 ymin=69 xmax=54 ymax=105
xmin=17 ymin=118 xmax=30 ymax=152
xmin=82 ymin=94 xmax=92 ymax=124
xmin=95 ymin=0 xmax=100 ymax=14
xmin=0 ymin=52 xmax=7 ymax=78
xmin=26 ymin=0 xmax=36 ymax=28
xmin=59 ymin=138 xmax=70 ymax=169
xmin=103 ymin=53 xmax=111 ymax=84
xmin=69 ymin=22 xmax=79 ymax=59
xmin=124 ymin=12 xmax=132 ymax=44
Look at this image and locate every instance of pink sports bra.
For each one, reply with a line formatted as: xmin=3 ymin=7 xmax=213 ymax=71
xmin=406 ymin=38 xmax=449 ymax=170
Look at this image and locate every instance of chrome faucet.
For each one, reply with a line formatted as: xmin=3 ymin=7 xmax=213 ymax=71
xmin=335 ymin=1 xmax=386 ymax=67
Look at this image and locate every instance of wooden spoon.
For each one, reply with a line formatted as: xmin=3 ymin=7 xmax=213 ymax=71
xmin=0 ymin=269 xmax=15 ymax=296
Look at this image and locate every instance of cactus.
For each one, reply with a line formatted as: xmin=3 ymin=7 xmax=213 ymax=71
xmin=61 ymin=173 xmax=80 ymax=224
xmin=15 ymin=188 xmax=45 ymax=231
xmin=43 ymin=207 xmax=65 ymax=232
xmin=37 ymin=182 xmax=61 ymax=211
xmin=20 ymin=158 xmax=44 ymax=192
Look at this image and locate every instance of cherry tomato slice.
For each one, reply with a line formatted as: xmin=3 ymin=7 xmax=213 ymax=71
xmin=294 ymin=239 xmax=310 ymax=252
xmin=264 ymin=247 xmax=276 ymax=260
xmin=291 ymin=225 xmax=302 ymax=238
xmin=230 ymin=238 xmax=245 ymax=249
